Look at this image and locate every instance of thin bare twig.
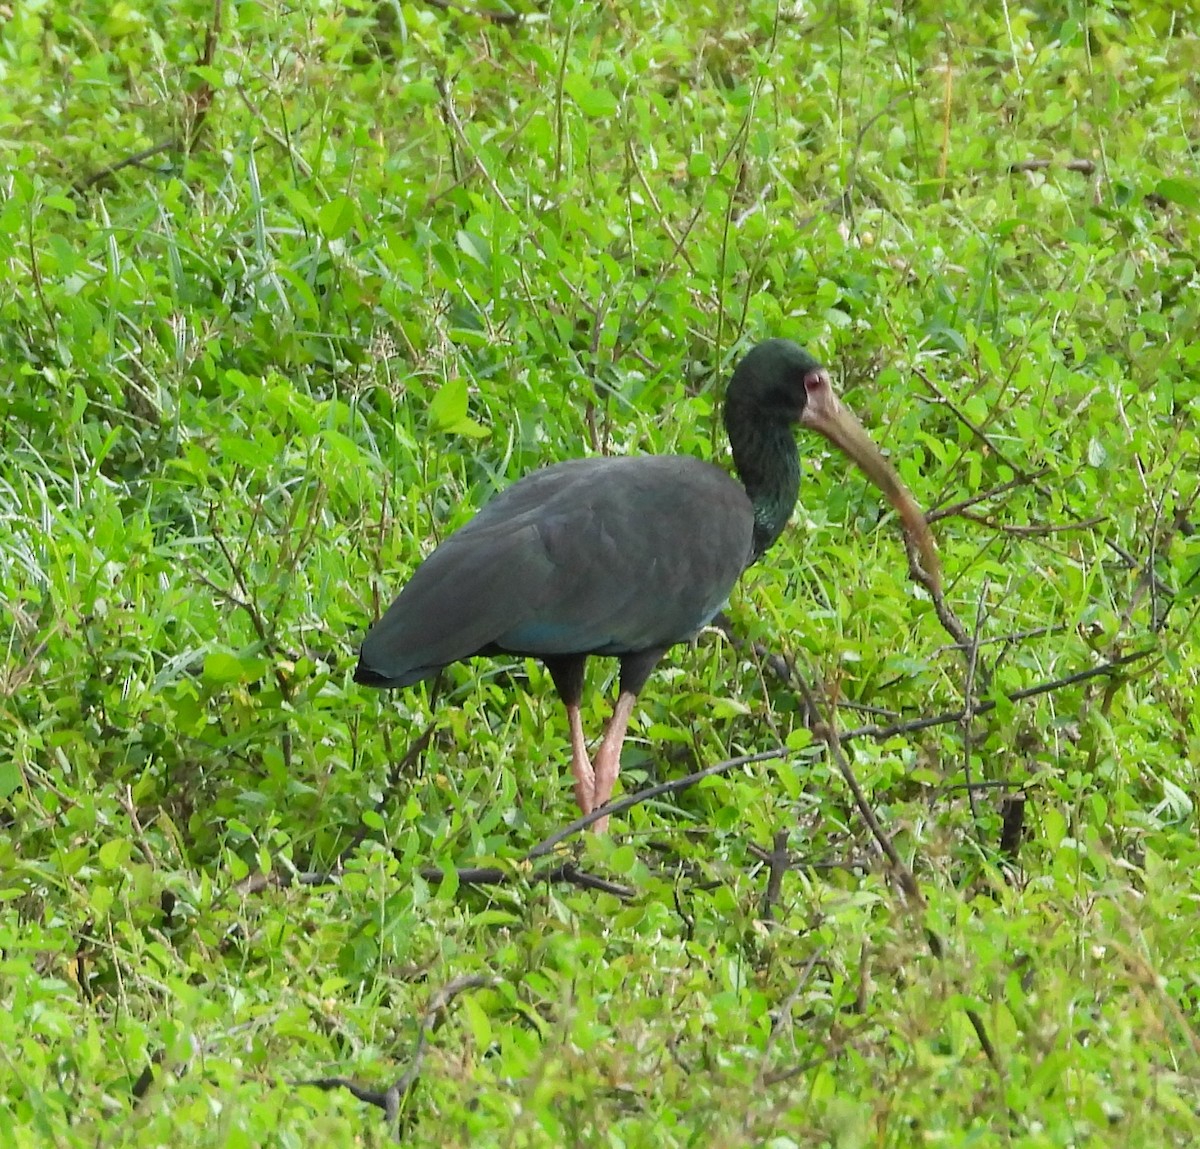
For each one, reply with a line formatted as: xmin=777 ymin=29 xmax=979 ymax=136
xmin=417 ymin=861 xmax=634 ymax=899
xmin=77 ymin=0 xmax=223 ymax=191
xmin=479 ymin=646 xmax=1156 ymax=862
xmin=229 ymin=720 xmax=439 ymax=902
xmin=926 ymin=468 xmax=1051 ymax=523
xmin=789 ymin=666 xmax=1003 ymax=1073
xmin=206 ymin=506 xmax=296 ymax=770
xmin=838 ymin=647 xmax=1157 ymax=743
xmin=961 ymin=580 xmax=989 ymax=832
xmin=1009 ymin=158 xmax=1096 ymax=174
xmin=234 ymin=83 xmax=313 ymax=178
xmin=238 ymin=648 xmax=1157 ymax=910
xmin=423 ymin=0 xmax=524 ymax=23
xmin=77 ymin=141 xmax=176 ymax=191
xmin=929 ymin=623 xmax=1064 ymax=657
xmin=348 ymin=719 xmax=439 ymax=859
xmin=296 ymin=973 xmax=492 ymax=1134
xmin=911 ymin=364 xmax=1044 ymax=488
xmin=904 ymin=533 xmax=975 ymax=670
xmin=528 ymin=748 xmax=791 ymax=853
xmin=761 ymin=829 xmax=790 ymax=920
xmin=959 ymin=511 xmax=1107 ymax=536
xmin=757 ymin=947 xmax=826 ymax=1089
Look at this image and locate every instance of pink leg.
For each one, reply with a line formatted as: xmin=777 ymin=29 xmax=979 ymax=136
xmin=565 ymin=702 xmax=595 ymax=814
xmin=588 ymin=689 xmax=638 ymax=833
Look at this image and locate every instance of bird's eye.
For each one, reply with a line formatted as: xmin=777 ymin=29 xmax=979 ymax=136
xmin=804 ymin=369 xmax=827 ymax=394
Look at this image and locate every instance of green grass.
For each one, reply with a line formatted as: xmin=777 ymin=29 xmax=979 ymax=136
xmin=2 ymin=0 xmax=1199 ymax=1144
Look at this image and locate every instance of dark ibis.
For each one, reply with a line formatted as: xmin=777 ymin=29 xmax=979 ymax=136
xmin=356 ymin=339 xmax=940 ymax=831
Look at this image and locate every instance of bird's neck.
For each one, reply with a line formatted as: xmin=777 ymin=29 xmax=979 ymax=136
xmin=730 ymin=421 xmax=801 ymax=561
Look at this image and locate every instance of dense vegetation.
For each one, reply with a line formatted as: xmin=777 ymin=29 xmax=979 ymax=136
xmin=2 ymin=0 xmax=1198 ymax=1144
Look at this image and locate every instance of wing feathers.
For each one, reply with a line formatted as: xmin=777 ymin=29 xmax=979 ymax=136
xmin=356 ymin=456 xmax=754 ymax=686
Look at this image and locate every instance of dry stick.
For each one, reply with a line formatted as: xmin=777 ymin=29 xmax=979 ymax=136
xmin=234 ymin=83 xmax=313 ymax=178
xmin=435 ymin=76 xmax=588 ymax=327
xmin=296 ymin=973 xmax=492 ymax=1134
xmin=234 ymin=649 xmax=1158 ymax=905
xmin=612 ymin=155 xmax=733 ymax=365
xmin=959 ymin=511 xmax=1107 ymax=536
xmin=417 ymin=861 xmax=634 ymax=900
xmin=809 ymin=96 xmax=905 ymax=233
xmin=187 ymin=0 xmax=224 ymax=141
xmin=761 ymin=829 xmax=790 ymax=920
xmin=729 ymin=97 xmax=905 ymax=313
xmin=926 ymin=468 xmax=1052 ymax=524
xmin=626 ymin=137 xmax=699 ymax=276
xmin=340 ymin=719 xmax=440 ymax=861
xmin=708 ymin=611 xmax=794 ymax=686
xmin=207 ymin=507 xmax=296 ymax=772
xmin=941 ymin=778 xmax=1012 ymax=794
xmin=731 ymin=99 xmax=908 ymax=345
xmin=118 ymin=785 xmax=159 ymax=870
xmin=1009 ymin=158 xmax=1096 ymax=174
xmin=527 ymin=747 xmax=791 ymax=851
xmin=960 ymin=580 xmax=989 ymax=830
xmin=77 ymin=140 xmax=177 ymax=191
xmin=746 ymin=842 xmax=876 ymax=873
xmin=423 ymin=0 xmax=524 ymax=22
xmin=1118 ymin=450 xmax=1197 ymax=635
xmin=232 ymin=870 xmax=321 ymax=895
xmin=712 ymin=6 xmax=779 ymax=366
xmin=789 ymin=669 xmax=1003 ymax=1073
xmin=1107 ymin=915 xmax=1200 ymax=1064
xmin=231 ymin=715 xmax=634 ymax=900
xmin=904 ymin=535 xmax=975 ymax=674
xmin=762 ymin=1057 xmax=830 ymax=1088
xmin=938 ymin=52 xmax=953 ymax=184
xmin=930 ymin=622 xmax=1064 ymax=657
xmin=756 ymin=946 xmax=827 ymax=1090
xmin=1 ymin=611 xmax=62 ymax=697
xmin=837 ymin=646 xmax=1158 ymax=743
xmin=229 ymin=721 xmax=438 ymax=901
xmin=911 ymin=365 xmax=1046 ymax=492
xmin=25 ymin=210 xmax=56 ymax=332
xmin=77 ymin=0 xmax=223 ymax=191
xmin=620 ymin=78 xmax=860 ymax=366
xmin=1105 ymin=539 xmax=1174 ymax=593
xmin=536 ymin=648 xmax=1158 ymax=844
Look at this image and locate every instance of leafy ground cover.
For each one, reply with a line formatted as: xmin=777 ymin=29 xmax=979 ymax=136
xmin=2 ymin=0 xmax=1199 ymax=1144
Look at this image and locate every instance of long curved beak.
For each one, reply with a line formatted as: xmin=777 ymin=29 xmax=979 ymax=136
xmin=800 ymin=372 xmax=942 ymax=592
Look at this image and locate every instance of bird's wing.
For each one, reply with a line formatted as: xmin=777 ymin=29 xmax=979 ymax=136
xmin=357 ymin=519 xmax=559 ymax=685
xmin=493 ymin=457 xmax=753 ymax=655
xmin=357 ymin=456 xmax=755 ymax=685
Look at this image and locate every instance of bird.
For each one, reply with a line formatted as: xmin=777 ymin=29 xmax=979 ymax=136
xmin=356 ymin=339 xmax=940 ymax=831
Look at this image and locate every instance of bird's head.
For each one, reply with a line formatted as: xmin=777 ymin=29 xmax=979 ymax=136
xmin=726 ymin=338 xmax=829 ymax=424
xmin=727 ymin=338 xmax=942 ymax=590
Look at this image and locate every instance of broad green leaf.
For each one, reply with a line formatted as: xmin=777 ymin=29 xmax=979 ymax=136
xmin=1154 ymin=177 xmax=1200 ymax=210
xmin=98 ymin=839 xmax=132 ymax=869
xmin=455 ymin=230 xmax=490 ymax=267
xmin=429 ymin=377 xmax=489 ymax=438
xmin=204 ymin=652 xmax=246 ymax=686
xmin=318 ymin=195 xmax=359 ymax=241
xmin=785 ymin=728 xmax=812 ymax=751
xmin=564 ymin=75 xmax=618 ymax=118
xmin=429 ymin=377 xmax=469 ymax=431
